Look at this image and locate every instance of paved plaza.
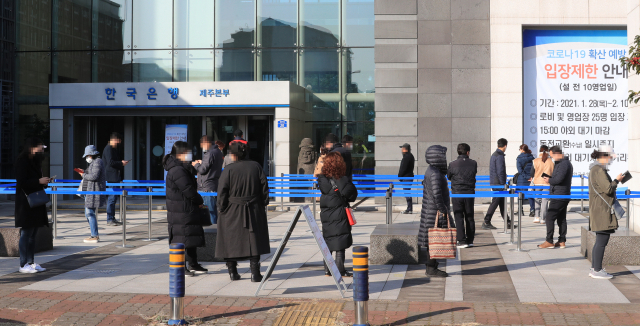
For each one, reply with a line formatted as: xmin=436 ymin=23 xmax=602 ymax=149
xmin=1 ymin=199 xmax=640 ymax=325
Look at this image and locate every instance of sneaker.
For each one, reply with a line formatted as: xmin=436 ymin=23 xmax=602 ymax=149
xmin=482 ymin=222 xmax=497 ymax=230
xmin=401 ymin=210 xmax=413 ymax=214
xmin=507 ymin=222 xmax=518 ymax=229
xmin=537 ymin=241 xmax=555 ymax=249
xmin=554 ymin=242 xmax=566 ymax=249
xmin=467 ymin=243 xmax=474 ymax=247
xmin=588 ymin=268 xmax=594 ymax=276
xmin=19 ymin=264 xmax=37 ymax=274
xmin=540 ymin=219 xmax=546 ymax=225
xmin=184 ymin=268 xmax=195 ymax=277
xmin=529 ymin=211 xmax=535 ymax=217
xmin=83 ymin=236 xmax=99 ymax=243
xmin=107 ymin=220 xmax=122 ymax=226
xmin=31 ymin=263 xmax=46 ymax=272
xmin=590 ymin=268 xmax=613 ymax=279
xmin=190 ymin=264 xmax=208 ymax=274
xmin=457 ymin=241 xmax=468 ymax=248
xmin=533 ymin=217 xmax=540 ymax=223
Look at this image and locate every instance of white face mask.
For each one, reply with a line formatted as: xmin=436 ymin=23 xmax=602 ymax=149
xmin=183 ymin=153 xmax=193 ymax=162
xmin=86 ymin=157 xmax=93 ymax=163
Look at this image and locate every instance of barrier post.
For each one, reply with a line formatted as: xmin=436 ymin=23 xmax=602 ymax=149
xmin=352 ymin=246 xmax=369 ymax=326
xmin=580 ymin=175 xmax=585 ymax=213
xmin=276 ymin=173 xmax=286 ymax=212
xmin=51 ymin=186 xmax=63 ymax=240
xmin=117 ymin=190 xmax=134 ymax=248
xmin=510 ymin=192 xmax=528 ymax=252
xmin=385 ymin=183 xmax=393 ymax=224
xmin=507 ymin=191 xmax=515 ymax=245
xmin=626 ymin=189 xmax=631 ymax=230
xmin=143 ymin=186 xmax=158 ymax=241
xmin=504 ymin=183 xmax=510 ymax=233
xmin=168 ymin=243 xmax=187 ymax=325
xmin=312 ymin=183 xmax=317 ymax=220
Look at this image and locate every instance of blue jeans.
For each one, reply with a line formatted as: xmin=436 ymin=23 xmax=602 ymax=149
xmin=19 ymin=227 xmax=38 ymax=267
xmin=106 ymin=194 xmax=118 ymax=222
xmin=202 ymin=193 xmax=218 ymax=224
xmin=85 ymin=208 xmax=99 ymax=237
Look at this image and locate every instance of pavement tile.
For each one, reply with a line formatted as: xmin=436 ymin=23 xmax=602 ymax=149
xmin=97 ymin=314 xmax=149 ymax=326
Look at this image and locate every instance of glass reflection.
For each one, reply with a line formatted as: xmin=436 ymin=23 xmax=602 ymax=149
xmin=132 ymin=50 xmax=172 ymax=82
xmin=311 ymin=98 xmax=340 ymax=121
xmin=260 ymin=49 xmax=296 ymax=83
xmin=347 ymin=121 xmax=375 ymax=172
xmin=345 ymin=0 xmax=374 ymax=46
xmin=302 ymin=49 xmax=339 ymax=93
xmin=16 ymin=0 xmax=51 ymax=51
xmin=93 ymin=51 xmax=132 ymax=82
xmin=346 ymin=48 xmax=374 ymax=93
xmin=215 ymin=0 xmax=255 ymax=48
xmin=215 ymin=49 xmax=254 ymax=81
xmin=174 ymin=50 xmax=214 ymax=81
xmin=53 ymin=0 xmax=92 ymax=50
xmin=174 ymin=0 xmax=214 ymax=49
xmin=53 ymin=51 xmax=92 ymax=83
xmin=132 ymin=0 xmax=172 ymax=49
xmin=94 ymin=0 xmax=131 ymax=50
xmin=259 ymin=0 xmax=297 ymax=48
xmin=301 ymin=0 xmax=339 ymax=47
xmin=16 ymin=52 xmax=50 ymax=98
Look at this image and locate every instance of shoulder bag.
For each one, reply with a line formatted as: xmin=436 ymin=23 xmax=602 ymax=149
xmin=589 ymin=174 xmax=625 ymax=220
xmin=199 ymin=204 xmax=213 ymax=226
xmin=428 ymin=211 xmax=457 ymax=259
xmin=23 ymin=189 xmax=49 ymax=208
xmin=329 ymin=179 xmax=356 ymax=226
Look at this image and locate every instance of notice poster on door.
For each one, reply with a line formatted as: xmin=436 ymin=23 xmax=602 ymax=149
xmin=164 ymin=124 xmax=188 ymax=179
xmin=523 ymin=30 xmax=628 ymax=176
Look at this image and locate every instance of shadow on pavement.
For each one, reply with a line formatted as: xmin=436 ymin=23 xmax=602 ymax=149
xmin=199 ymin=303 xmax=295 ymax=322
xmin=386 ymin=307 xmax=471 ymax=326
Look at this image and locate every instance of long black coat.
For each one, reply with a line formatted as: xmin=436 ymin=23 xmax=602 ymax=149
xmin=215 ymin=160 xmax=270 ymax=259
xmin=103 ymin=144 xmax=124 ymax=183
xmin=332 ymin=144 xmax=353 ymax=181
xmin=318 ymin=175 xmax=358 ymax=251
xmin=164 ymin=156 xmax=205 ymax=249
xmin=14 ymin=155 xmax=49 ymax=229
xmin=418 ymin=145 xmax=455 ymax=247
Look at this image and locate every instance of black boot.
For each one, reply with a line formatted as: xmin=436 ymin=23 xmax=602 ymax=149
xmin=425 ymin=260 xmax=448 ymax=277
xmin=250 ymin=257 xmax=263 ymax=283
xmin=324 ymin=261 xmax=332 ymax=276
xmin=335 ymin=250 xmax=352 ymax=277
xmin=226 ymin=261 xmax=240 ymax=281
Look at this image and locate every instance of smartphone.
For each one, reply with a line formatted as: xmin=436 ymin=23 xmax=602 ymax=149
xmin=50 ymin=175 xmax=57 ymax=180
xmin=542 ymin=173 xmax=552 ymax=179
xmin=73 ymin=168 xmax=84 ymax=174
xmin=621 ymin=171 xmax=633 ymax=184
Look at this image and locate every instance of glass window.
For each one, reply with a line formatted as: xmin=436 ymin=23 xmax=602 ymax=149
xmin=301 ymin=49 xmax=339 ymax=93
xmin=215 ymin=49 xmax=254 ymax=81
xmin=215 ymin=0 xmax=255 ymax=48
xmin=94 ymin=0 xmax=131 ymax=50
xmin=346 ymin=48 xmax=374 ymax=93
xmin=206 ymin=116 xmax=238 ymax=151
xmin=260 ymin=49 xmax=296 ymax=83
xmin=308 ymin=121 xmax=341 ymax=151
xmin=93 ymin=51 xmax=132 ymax=82
xmin=132 ymin=50 xmax=173 ymax=82
xmin=346 ymin=100 xmax=374 ymax=122
xmin=347 ymin=121 xmax=375 ymax=172
xmin=150 ymin=116 xmax=202 ymax=180
xmin=311 ymin=98 xmax=340 ymax=121
xmin=16 ymin=0 xmax=51 ymax=51
xmin=16 ymin=52 xmax=50 ymax=99
xmin=259 ymin=0 xmax=297 ymax=48
xmin=301 ymin=0 xmax=339 ymax=47
xmin=53 ymin=51 xmax=92 ymax=83
xmin=132 ymin=0 xmax=173 ymax=49
xmin=174 ymin=0 xmax=214 ymax=49
xmin=17 ymin=104 xmax=51 ymax=155
xmin=174 ymin=50 xmax=214 ymax=81
xmin=344 ymin=0 xmax=374 ymax=46
xmin=53 ymin=0 xmax=92 ymax=50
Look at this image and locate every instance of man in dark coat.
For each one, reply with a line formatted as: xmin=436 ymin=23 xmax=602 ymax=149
xmin=325 ymin=133 xmax=353 ymax=181
xmin=538 ymin=146 xmax=573 ymax=249
xmin=102 ymin=132 xmax=128 ymax=226
xmin=398 ymin=143 xmax=415 ymax=214
xmin=418 ymin=145 xmax=454 ymax=278
xmin=216 ymin=142 xmax=270 ymax=282
xmin=483 ymin=138 xmax=510 ymax=229
xmin=194 ymin=136 xmax=223 ymax=224
xmin=448 ymin=143 xmax=477 ymax=248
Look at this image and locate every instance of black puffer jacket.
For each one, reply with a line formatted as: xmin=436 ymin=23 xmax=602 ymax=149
xmin=418 ymin=145 xmax=455 ymax=247
xmin=318 ymin=175 xmax=358 ymax=251
xmin=164 ymin=156 xmax=205 ymax=249
xmin=447 ymin=154 xmax=477 ymax=194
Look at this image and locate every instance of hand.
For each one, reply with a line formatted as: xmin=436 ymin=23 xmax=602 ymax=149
xmin=191 ymin=161 xmax=198 ymax=166
xmin=616 ymin=174 xmax=624 ymax=182
xmin=38 ymin=177 xmax=50 ymax=185
xmin=543 ymin=177 xmax=550 ymax=183
xmin=528 ymin=178 xmax=532 ymax=181
xmin=122 ymin=160 xmax=129 ymax=166
xmin=196 ymin=160 xmax=202 ymax=164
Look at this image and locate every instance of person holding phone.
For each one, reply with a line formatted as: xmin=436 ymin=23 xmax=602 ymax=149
xmin=14 ymin=137 xmax=51 ymax=273
xmin=103 ymin=132 xmax=129 ymax=226
xmin=538 ymin=146 xmax=573 ymax=249
xmin=530 ymin=145 xmax=554 ymax=224
xmin=76 ymin=145 xmax=107 ymax=243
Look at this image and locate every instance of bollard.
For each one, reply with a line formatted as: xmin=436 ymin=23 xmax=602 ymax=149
xmin=52 ymin=186 xmax=63 ymax=240
xmin=280 ymin=172 xmax=284 ymax=211
xmin=117 ymin=190 xmax=134 ymax=248
xmin=510 ymin=192 xmax=528 ymax=252
xmin=626 ymin=189 xmax=631 ymax=230
xmin=580 ymin=175 xmax=585 ymax=213
xmin=168 ymin=243 xmax=187 ymax=325
xmin=352 ymin=246 xmax=369 ymax=326
xmin=503 ymin=184 xmax=510 ymax=234
xmin=385 ymin=183 xmax=393 ymax=225
xmin=143 ymin=187 xmax=158 ymax=242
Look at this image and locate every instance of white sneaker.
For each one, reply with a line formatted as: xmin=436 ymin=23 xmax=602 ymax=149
xmin=540 ymin=219 xmax=546 ymax=224
xmin=533 ymin=217 xmax=540 ymax=223
xmin=590 ymin=268 xmax=613 ymax=279
xmin=84 ymin=236 xmax=99 ymax=243
xmin=31 ymin=263 xmax=46 ymax=272
xmin=19 ymin=264 xmax=37 ymax=274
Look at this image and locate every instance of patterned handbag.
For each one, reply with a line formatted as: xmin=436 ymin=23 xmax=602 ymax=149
xmin=428 ymin=211 xmax=457 ymax=259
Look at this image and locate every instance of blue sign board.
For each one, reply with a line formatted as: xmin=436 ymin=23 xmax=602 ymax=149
xmin=277 ymin=120 xmax=287 ymax=128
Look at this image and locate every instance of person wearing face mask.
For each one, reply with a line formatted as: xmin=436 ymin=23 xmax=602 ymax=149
xmin=164 ymin=141 xmax=207 ymax=276
xmin=538 ymin=146 xmax=573 ymax=249
xmin=530 ymin=145 xmax=554 ymax=224
xmin=588 ymin=145 xmax=623 ymax=279
xmin=15 ymin=137 xmax=51 ymax=274
xmin=75 ymin=145 xmax=107 ymax=243
xmin=193 ymin=136 xmax=223 ymax=225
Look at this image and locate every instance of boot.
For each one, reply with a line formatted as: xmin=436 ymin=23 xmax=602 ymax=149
xmin=425 ymin=260 xmax=448 ymax=278
xmin=335 ymin=250 xmax=352 ymax=277
xmin=226 ymin=261 xmax=241 ymax=281
xmin=324 ymin=261 xmax=332 ymax=276
xmin=250 ymin=257 xmax=263 ymax=283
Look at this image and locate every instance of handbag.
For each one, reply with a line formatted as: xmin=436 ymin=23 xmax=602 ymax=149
xmin=329 ymin=179 xmax=357 ymax=226
xmin=23 ymin=189 xmax=49 ymax=208
xmin=589 ymin=176 xmax=625 ymax=220
xmin=512 ymin=173 xmax=520 ymax=185
xmin=199 ymin=205 xmax=213 ymax=226
xmin=428 ymin=211 xmax=457 ymax=259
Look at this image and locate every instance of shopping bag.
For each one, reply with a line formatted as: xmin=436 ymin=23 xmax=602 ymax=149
xmin=346 ymin=207 xmax=356 ymax=226
xmin=428 ymin=211 xmax=457 ymax=259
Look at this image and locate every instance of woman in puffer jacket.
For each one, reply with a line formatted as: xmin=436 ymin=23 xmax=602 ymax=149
xmin=417 ymin=145 xmax=455 ymax=278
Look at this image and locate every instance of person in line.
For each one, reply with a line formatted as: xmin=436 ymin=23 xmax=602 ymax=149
xmin=418 ymin=145 xmax=454 ymax=277
xmin=530 ymin=145 xmax=554 ymax=224
xmin=398 ymin=143 xmax=415 ymax=214
xmin=516 ymin=144 xmax=535 ymax=216
xmin=325 ymin=133 xmax=353 ymax=181
xmin=314 ymin=146 xmax=329 ymax=177
xmin=164 ymin=141 xmax=207 ymax=276
xmin=233 ymin=129 xmax=245 ymax=141
xmin=216 ymin=142 xmax=270 ymax=282
xmin=483 ymin=138 xmax=511 ymax=230
xmin=317 ymin=152 xmax=357 ymax=277
xmin=103 ymin=132 xmax=129 ymax=226
xmin=15 ymin=138 xmax=50 ymax=274
xmin=76 ymin=145 xmax=107 ymax=243
xmin=342 ymin=135 xmax=354 ymax=151
xmin=588 ymin=145 xmax=622 ymax=279
xmin=193 ymin=136 xmax=223 ymax=225
xmin=448 ymin=143 xmax=477 ymax=248
xmin=538 ymin=146 xmax=573 ymax=249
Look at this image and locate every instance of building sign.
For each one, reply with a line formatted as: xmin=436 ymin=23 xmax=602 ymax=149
xmin=277 ymin=120 xmax=287 ymax=128
xmin=164 ymin=124 xmax=188 ymax=178
xmin=523 ymin=29 xmax=628 ymax=176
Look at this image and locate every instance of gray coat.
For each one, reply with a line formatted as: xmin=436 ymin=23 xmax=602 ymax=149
xmin=83 ymin=158 xmax=107 ymax=209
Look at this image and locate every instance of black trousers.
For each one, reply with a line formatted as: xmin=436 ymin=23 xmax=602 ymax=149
xmin=404 ymin=188 xmax=413 ymax=211
xmin=546 ymin=199 xmax=568 ymax=243
xmin=484 ymin=188 xmax=507 ymax=224
xmin=185 ymin=247 xmax=198 ymax=268
xmin=453 ymin=197 xmax=475 ymax=244
xmin=592 ymin=231 xmax=613 ymax=271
